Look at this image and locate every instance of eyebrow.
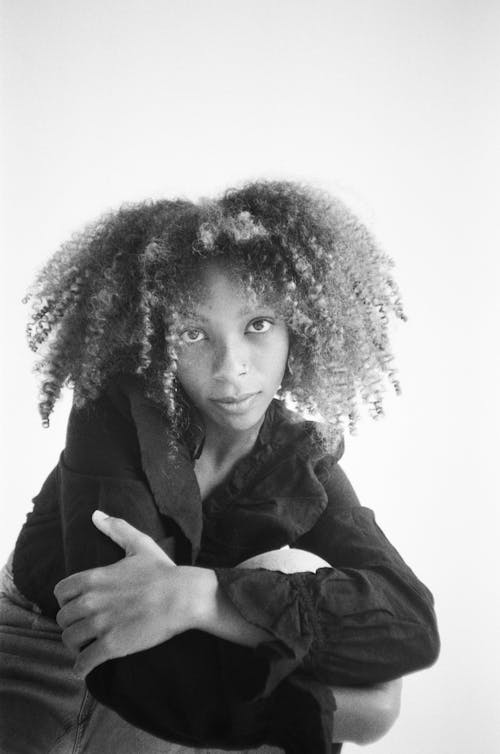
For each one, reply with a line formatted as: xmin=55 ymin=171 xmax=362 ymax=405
xmin=182 ymin=306 xmax=275 ymax=322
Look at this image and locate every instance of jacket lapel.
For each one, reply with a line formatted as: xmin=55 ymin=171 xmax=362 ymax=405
xmin=122 ymin=376 xmax=203 ymax=562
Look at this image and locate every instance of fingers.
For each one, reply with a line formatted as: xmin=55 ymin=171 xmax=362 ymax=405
xmin=73 ymin=636 xmax=118 ymax=679
xmin=54 ymin=565 xmax=109 ymax=607
xmin=61 ymin=618 xmax=96 ymax=654
xmin=92 ymin=511 xmax=156 ymax=557
xmin=57 ymin=597 xmax=117 ymax=677
xmin=57 ymin=603 xmax=117 ymax=677
xmin=56 ymin=594 xmax=94 ymax=629
xmin=54 ymin=573 xmax=87 ymax=607
xmin=57 ymin=594 xmax=101 ymax=655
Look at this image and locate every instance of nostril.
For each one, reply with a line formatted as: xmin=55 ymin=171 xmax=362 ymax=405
xmin=212 ymin=344 xmax=250 ymax=379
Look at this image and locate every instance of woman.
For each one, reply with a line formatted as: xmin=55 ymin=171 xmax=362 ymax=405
xmin=1 ymin=181 xmax=439 ymax=752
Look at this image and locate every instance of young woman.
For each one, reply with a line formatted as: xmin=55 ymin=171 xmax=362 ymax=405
xmin=0 ymin=181 xmax=439 ymax=753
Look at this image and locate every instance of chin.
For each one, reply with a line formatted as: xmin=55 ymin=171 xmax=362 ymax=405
xmin=207 ymin=393 xmax=271 ymax=433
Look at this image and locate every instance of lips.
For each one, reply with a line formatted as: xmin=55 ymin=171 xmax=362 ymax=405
xmin=211 ymin=392 xmax=259 ymax=404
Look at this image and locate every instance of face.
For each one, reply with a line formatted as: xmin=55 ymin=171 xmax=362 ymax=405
xmin=175 ymin=262 xmax=289 ymax=441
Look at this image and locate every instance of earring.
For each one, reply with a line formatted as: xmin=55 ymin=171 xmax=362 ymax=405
xmin=286 ymin=356 xmax=294 ymax=377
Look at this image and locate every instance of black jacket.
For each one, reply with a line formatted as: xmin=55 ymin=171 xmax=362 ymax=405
xmin=13 ymin=375 xmax=440 ymax=753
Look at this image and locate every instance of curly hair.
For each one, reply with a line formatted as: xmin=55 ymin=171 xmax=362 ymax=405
xmin=25 ymin=180 xmax=406 ymax=449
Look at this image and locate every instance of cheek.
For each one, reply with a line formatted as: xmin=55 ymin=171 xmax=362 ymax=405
xmin=176 ymin=351 xmax=207 ymax=392
xmin=262 ymin=333 xmax=289 ymax=381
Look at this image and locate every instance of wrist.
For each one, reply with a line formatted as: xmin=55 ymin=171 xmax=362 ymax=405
xmin=183 ymin=566 xmax=219 ymax=632
xmin=186 ymin=567 xmax=272 ymax=647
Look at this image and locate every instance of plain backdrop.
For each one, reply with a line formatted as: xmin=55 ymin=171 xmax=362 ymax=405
xmin=1 ymin=1 xmax=499 ymax=752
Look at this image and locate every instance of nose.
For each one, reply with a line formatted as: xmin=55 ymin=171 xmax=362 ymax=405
xmin=212 ymin=337 xmax=249 ymax=381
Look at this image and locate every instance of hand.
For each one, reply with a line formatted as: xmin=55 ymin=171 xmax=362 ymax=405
xmin=54 ymin=511 xmax=211 ymax=678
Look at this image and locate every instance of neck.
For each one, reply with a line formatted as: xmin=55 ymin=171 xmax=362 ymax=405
xmin=200 ymin=418 xmax=264 ymax=471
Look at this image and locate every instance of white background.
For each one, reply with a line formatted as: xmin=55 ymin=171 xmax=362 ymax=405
xmin=1 ymin=1 xmax=499 ymax=752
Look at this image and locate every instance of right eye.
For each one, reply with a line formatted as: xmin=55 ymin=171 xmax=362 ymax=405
xmin=180 ymin=328 xmax=206 ymax=344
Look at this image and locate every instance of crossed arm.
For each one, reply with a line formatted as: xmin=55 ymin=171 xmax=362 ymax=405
xmin=235 ymin=546 xmax=402 ymax=745
xmin=236 ymin=547 xmax=402 ymax=745
xmin=55 ymin=512 xmax=402 ymax=746
xmin=52 ymin=386 xmax=436 ymax=747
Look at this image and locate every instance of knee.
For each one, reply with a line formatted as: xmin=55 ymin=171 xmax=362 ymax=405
xmin=236 ymin=548 xmax=330 ymax=573
xmin=352 ymin=679 xmax=403 ymax=746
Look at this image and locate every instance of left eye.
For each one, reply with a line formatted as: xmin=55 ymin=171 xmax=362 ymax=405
xmin=247 ymin=319 xmax=272 ymax=333
xmin=180 ymin=328 xmax=206 ymax=344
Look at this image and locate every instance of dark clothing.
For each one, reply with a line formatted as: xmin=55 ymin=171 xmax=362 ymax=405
xmin=13 ymin=375 xmax=439 ymax=753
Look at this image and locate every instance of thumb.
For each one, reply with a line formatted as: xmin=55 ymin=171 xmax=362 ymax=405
xmin=92 ymin=510 xmax=155 ymax=557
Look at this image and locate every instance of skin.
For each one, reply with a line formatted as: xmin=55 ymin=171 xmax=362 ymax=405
xmin=176 ymin=260 xmax=289 ymax=478
xmin=54 ymin=262 xmax=402 ymax=745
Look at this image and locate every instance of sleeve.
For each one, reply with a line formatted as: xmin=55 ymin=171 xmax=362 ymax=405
xmin=59 ymin=384 xmax=176 ymax=576
xmin=214 ymin=459 xmax=440 ymax=691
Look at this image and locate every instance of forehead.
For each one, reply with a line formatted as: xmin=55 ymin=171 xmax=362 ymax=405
xmin=181 ymin=259 xmax=278 ymax=315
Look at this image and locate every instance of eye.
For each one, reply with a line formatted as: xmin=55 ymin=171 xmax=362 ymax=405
xmin=180 ymin=328 xmax=206 ymax=344
xmin=247 ymin=318 xmax=273 ymax=334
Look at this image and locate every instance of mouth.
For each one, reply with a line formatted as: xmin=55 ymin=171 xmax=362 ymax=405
xmin=210 ymin=392 xmax=260 ymax=413
xmin=211 ymin=392 xmax=259 ymax=404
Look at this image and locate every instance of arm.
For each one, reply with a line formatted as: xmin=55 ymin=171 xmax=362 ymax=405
xmin=62 ymin=378 xmax=438 ymax=688
xmin=57 ymin=524 xmax=402 ymax=747
xmin=56 ymin=385 xmax=436 ymax=748
xmin=234 ymin=547 xmax=403 ymax=746
xmin=201 ymin=546 xmax=403 ymax=746
xmin=212 ymin=461 xmax=440 ymax=690
xmin=55 ymin=512 xmax=272 ymax=675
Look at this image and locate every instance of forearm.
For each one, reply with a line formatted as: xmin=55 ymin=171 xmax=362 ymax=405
xmin=194 ymin=548 xmax=330 ymax=648
xmin=214 ymin=507 xmax=439 ymax=688
xmin=194 ymin=553 xmax=403 ymax=747
xmin=193 ymin=567 xmax=272 ymax=647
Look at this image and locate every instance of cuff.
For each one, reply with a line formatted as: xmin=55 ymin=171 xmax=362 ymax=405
xmin=215 ymin=567 xmax=321 ymax=697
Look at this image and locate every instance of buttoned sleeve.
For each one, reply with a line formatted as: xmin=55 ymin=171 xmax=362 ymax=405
xmin=214 ymin=459 xmax=440 ymax=692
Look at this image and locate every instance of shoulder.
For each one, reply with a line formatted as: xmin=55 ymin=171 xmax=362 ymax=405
xmin=267 ymin=403 xmax=361 ymax=517
xmin=267 ymin=399 xmax=345 ymax=468
xmin=253 ymin=399 xmax=352 ymax=521
xmin=64 ymin=374 xmax=147 ymax=477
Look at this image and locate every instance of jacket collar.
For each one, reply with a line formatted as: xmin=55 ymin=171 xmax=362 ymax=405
xmin=117 ymin=375 xmax=342 ymax=562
